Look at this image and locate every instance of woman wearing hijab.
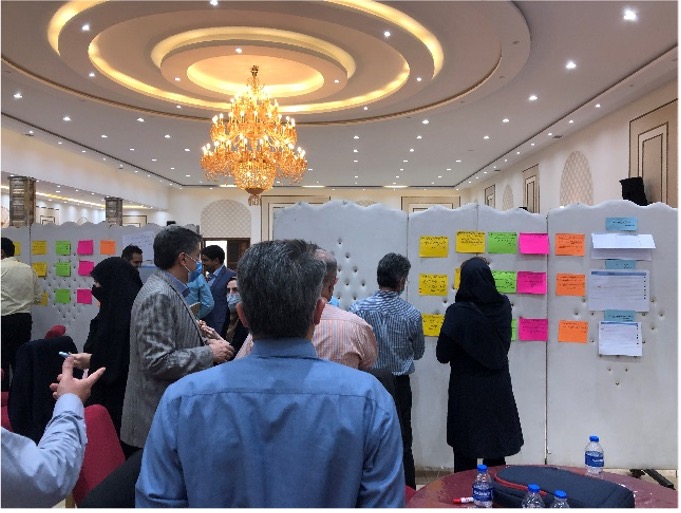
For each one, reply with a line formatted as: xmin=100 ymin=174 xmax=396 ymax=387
xmin=436 ymin=256 xmax=523 ymax=472
xmin=72 ymin=257 xmax=142 ymax=438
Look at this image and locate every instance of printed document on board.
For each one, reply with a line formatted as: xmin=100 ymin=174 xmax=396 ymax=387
xmin=598 ymin=321 xmax=642 ymax=357
xmin=591 ymin=233 xmax=655 ymax=261
xmin=587 ymin=270 xmax=649 ymax=312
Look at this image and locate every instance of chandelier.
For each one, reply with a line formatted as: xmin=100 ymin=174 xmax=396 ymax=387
xmin=200 ymin=65 xmax=307 ymax=205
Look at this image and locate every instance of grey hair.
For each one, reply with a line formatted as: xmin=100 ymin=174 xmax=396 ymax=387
xmin=153 ymin=225 xmax=201 ymax=269
xmin=314 ymin=248 xmax=338 ymax=288
xmin=376 ymin=252 xmax=411 ymax=288
xmin=237 ymin=239 xmax=325 ymax=338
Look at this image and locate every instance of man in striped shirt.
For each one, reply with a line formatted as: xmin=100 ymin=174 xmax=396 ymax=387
xmin=235 ymin=247 xmax=377 ymax=370
xmin=349 ymin=253 xmax=425 ymax=489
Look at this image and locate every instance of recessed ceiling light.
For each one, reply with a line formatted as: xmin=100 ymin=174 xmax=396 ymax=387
xmin=484 ymin=171 xmax=488 ymax=174
xmin=130 ymin=148 xmax=135 ymax=151
xmin=354 ymin=175 xmax=359 ymax=179
xmin=475 ymin=176 xmax=479 ymax=179
xmin=152 ymin=158 xmax=157 ymax=162
xmin=171 ymin=167 xmax=175 ymax=170
xmin=164 ymin=134 xmax=171 ymax=139
xmin=399 ymin=168 xmax=404 ymax=171
xmin=137 ymin=117 xmax=144 ymax=122
xmin=174 ymin=77 xmax=181 ymax=82
xmin=437 ymin=175 xmax=442 ymax=179
xmin=236 ymin=48 xmax=242 ymax=54
xmin=416 ymin=135 xmax=422 ymax=139
xmin=62 ymin=115 xmax=71 ymax=121
xmin=81 ymin=23 xmax=90 ymax=31
xmin=595 ymin=103 xmax=601 ymax=108
xmin=28 ymin=130 xmax=34 ymax=135
xmin=184 ymin=148 xmax=190 ymax=152
xmin=531 ymin=142 xmax=535 ymax=146
xmin=409 ymin=148 xmax=415 ymax=152
xmin=547 ymin=132 xmax=553 ymax=136
xmin=210 ymin=0 xmax=218 ymax=5
xmin=102 ymin=157 xmax=106 ymax=161
xmin=403 ymin=160 xmax=408 ymax=163
xmin=566 ymin=60 xmax=577 ymax=70
xmin=396 ymin=175 xmax=400 ymax=178
xmin=422 ymin=119 xmax=429 ymax=125
xmin=353 ymin=149 xmax=358 ymax=153
xmin=186 ymin=174 xmax=191 ymax=177
xmin=502 ymin=118 xmax=510 ymax=123
xmin=384 ymin=30 xmax=391 ymax=38
xmin=623 ymin=9 xmax=637 ymax=21
xmin=176 ymin=105 xmax=182 ymax=109
xmin=101 ymin=134 xmax=107 ymax=138
xmin=416 ymin=77 xmax=422 ymax=82
xmin=13 ymin=92 xmax=22 ymax=99
xmin=483 ymin=135 xmax=490 ymax=140
xmin=334 ymin=79 xmax=340 ymax=84
xmin=353 ymin=135 xmax=359 ymax=139
xmin=57 ymin=141 xmax=63 ymax=145
xmin=528 ymin=95 xmax=538 ymax=101
xmin=569 ymin=119 xmax=574 ymax=124
xmin=134 ymin=170 xmax=138 ymax=173
xmin=81 ymin=150 xmax=86 ymax=153
xmin=446 ymin=168 xmax=452 ymax=171
xmin=363 ymin=106 xmax=368 ymax=111
xmin=88 ymin=72 xmax=95 ymax=78
xmin=353 ymin=159 xmax=358 ymax=163
xmin=455 ymin=159 xmax=462 ymax=163
xmin=516 ymin=151 xmax=520 ymax=155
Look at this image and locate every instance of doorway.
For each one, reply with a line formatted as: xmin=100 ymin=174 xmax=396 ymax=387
xmin=202 ymin=238 xmax=250 ymax=270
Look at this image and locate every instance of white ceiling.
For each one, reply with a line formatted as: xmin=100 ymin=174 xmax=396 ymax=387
xmin=1 ymin=1 xmax=677 ymax=207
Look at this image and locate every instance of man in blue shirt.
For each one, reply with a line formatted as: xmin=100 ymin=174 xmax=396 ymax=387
xmin=137 ymin=240 xmax=405 ymax=508
xmin=350 ymin=252 xmax=425 ymax=489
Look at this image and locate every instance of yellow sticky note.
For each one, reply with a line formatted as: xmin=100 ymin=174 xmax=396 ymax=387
xmin=454 ymin=267 xmax=461 ymax=289
xmin=14 ymin=242 xmax=21 ymax=256
xmin=419 ymin=236 xmax=449 ymax=258
xmin=32 ymin=262 xmax=48 ymax=277
xmin=419 ymin=274 xmax=449 ymax=296
xmin=32 ymin=240 xmax=48 ymax=255
xmin=39 ymin=291 xmax=48 ymax=306
xmin=422 ymin=314 xmax=445 ymax=337
xmin=456 ymin=231 xmax=485 ymax=253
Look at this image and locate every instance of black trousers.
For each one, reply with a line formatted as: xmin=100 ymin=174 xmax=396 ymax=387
xmin=1 ymin=313 xmax=32 ymax=391
xmin=453 ymin=450 xmax=506 ymax=473
xmin=395 ymin=374 xmax=416 ymax=488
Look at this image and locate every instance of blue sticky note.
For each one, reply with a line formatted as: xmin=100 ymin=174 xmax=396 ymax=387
xmin=604 ymin=310 xmax=636 ymax=322
xmin=605 ymin=259 xmax=636 ymax=269
xmin=605 ymin=217 xmax=637 ymax=231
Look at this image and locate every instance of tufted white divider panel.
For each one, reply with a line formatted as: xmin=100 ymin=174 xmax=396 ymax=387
xmin=546 ymin=201 xmax=677 ymax=469
xmin=273 ymin=200 xmax=407 ymax=311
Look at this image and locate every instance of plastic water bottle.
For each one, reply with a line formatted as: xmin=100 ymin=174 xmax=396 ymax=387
xmin=585 ymin=435 xmax=604 ymax=476
xmin=521 ymin=484 xmax=545 ymax=508
xmin=472 ymin=464 xmax=493 ymax=508
xmin=550 ymin=490 xmax=570 ymax=508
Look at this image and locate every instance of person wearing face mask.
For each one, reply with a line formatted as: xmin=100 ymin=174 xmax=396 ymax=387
xmin=221 ymin=277 xmax=248 ymax=355
xmin=185 ymin=258 xmax=214 ymax=319
xmin=71 ymin=257 xmax=142 ymax=448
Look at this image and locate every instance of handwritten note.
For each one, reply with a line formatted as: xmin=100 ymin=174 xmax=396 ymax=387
xmin=555 ymin=273 xmax=586 ymax=296
xmin=100 ymin=240 xmax=117 ymax=255
xmin=77 ymin=239 xmax=94 ymax=255
xmin=554 ymin=233 xmax=585 ymax=256
xmin=606 ymin=217 xmax=637 ymax=231
xmin=518 ymin=318 xmax=549 ymax=342
xmin=517 ymin=271 xmax=547 ymax=294
xmin=605 ymin=259 xmax=636 ymax=269
xmin=54 ymin=289 xmax=71 ymax=304
xmin=76 ymin=288 xmax=93 ymax=304
xmin=487 ymin=232 xmax=518 ymax=254
xmin=32 ymin=262 xmax=48 ymax=277
xmin=419 ymin=274 xmax=449 ymax=296
xmin=55 ymin=240 xmax=71 ymax=256
xmin=456 ymin=231 xmax=485 ymax=253
xmin=422 ymin=314 xmax=445 ymax=337
xmin=454 ymin=267 xmax=461 ymax=289
xmin=492 ymin=270 xmax=517 ymax=294
xmin=558 ymin=320 xmax=589 ymax=343
xmin=604 ymin=310 xmax=635 ymax=322
xmin=14 ymin=241 xmax=21 ymax=256
xmin=78 ymin=260 xmax=95 ymax=276
xmin=511 ymin=318 xmax=518 ymax=341
xmin=55 ymin=261 xmax=72 ymax=278
xmin=419 ymin=236 xmax=449 ymax=258
xmin=32 ymin=240 xmax=48 ymax=255
xmin=519 ymin=232 xmax=549 ymax=255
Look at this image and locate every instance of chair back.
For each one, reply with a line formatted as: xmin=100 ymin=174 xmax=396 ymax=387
xmin=8 ymin=336 xmax=80 ymax=442
xmin=71 ymin=404 xmax=126 ymax=506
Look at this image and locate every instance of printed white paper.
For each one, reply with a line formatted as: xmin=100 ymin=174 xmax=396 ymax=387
xmin=598 ymin=321 xmax=642 ymax=357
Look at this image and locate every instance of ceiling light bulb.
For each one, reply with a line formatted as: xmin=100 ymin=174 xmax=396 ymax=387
xmin=384 ymin=30 xmax=391 ymax=38
xmin=455 ymin=159 xmax=462 ymax=163
xmin=623 ymin=9 xmax=637 ymax=21
xmin=353 ymin=149 xmax=358 ymax=153
xmin=176 ymin=105 xmax=182 ymax=109
xmin=528 ymin=95 xmax=538 ymax=101
xmin=595 ymin=103 xmax=601 ymax=108
xmin=175 ymin=77 xmax=181 ymax=82
xmin=130 ymin=148 xmax=135 ymax=151
xmin=531 ymin=142 xmax=535 ymax=146
xmin=186 ymin=174 xmax=191 ymax=177
xmin=353 ymin=135 xmax=359 ymax=139
xmin=137 ymin=117 xmax=144 ymax=122
xmin=483 ymin=135 xmax=490 ymax=140
xmin=101 ymin=134 xmax=107 ymax=138
xmin=165 ymin=134 xmax=171 ymax=139
xmin=566 ymin=60 xmax=577 ymax=70
xmin=363 ymin=106 xmax=368 ymax=111
xmin=416 ymin=135 xmax=422 ymax=139
xmin=422 ymin=119 xmax=429 ymax=124
xmin=58 ymin=141 xmax=63 ymax=145
xmin=210 ymin=0 xmax=218 ymax=5
xmin=152 ymin=158 xmax=157 ymax=162
xmin=446 ymin=168 xmax=451 ymax=171
xmin=184 ymin=148 xmax=190 ymax=152
xmin=548 ymin=132 xmax=553 ymax=136
xmin=353 ymin=160 xmax=358 ymax=163
xmin=334 ymin=79 xmax=340 ymax=84
xmin=409 ymin=148 xmax=414 ymax=152
xmin=62 ymin=115 xmax=71 ymax=121
xmin=236 ymin=48 xmax=243 ymax=54
xmin=416 ymin=77 xmax=422 ymax=82
xmin=81 ymin=23 xmax=90 ymax=31
xmin=13 ymin=92 xmax=22 ymax=99
xmin=89 ymin=72 xmax=95 ymax=77
xmin=569 ymin=119 xmax=574 ymax=124
xmin=403 ymin=160 xmax=408 ymax=163
xmin=502 ymin=118 xmax=510 ymax=123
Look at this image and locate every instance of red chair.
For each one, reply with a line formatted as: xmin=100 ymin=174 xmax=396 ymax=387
xmin=70 ymin=405 xmax=126 ymax=506
xmin=405 ymin=485 xmax=417 ymax=503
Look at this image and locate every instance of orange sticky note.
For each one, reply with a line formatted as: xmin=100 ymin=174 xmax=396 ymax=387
xmin=556 ymin=273 xmax=586 ymax=296
xmin=555 ymin=233 xmax=585 ymax=256
xmin=558 ymin=320 xmax=589 ymax=343
xmin=100 ymin=240 xmax=116 ymax=255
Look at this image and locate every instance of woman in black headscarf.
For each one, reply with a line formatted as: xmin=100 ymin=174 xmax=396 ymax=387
xmin=436 ymin=256 xmax=523 ymax=472
xmin=73 ymin=257 xmax=142 ymax=437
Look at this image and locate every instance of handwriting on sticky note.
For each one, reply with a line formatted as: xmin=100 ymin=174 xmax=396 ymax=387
xmin=77 ymin=240 xmax=94 ymax=255
xmin=604 ymin=310 xmax=635 ymax=322
xmin=554 ymin=233 xmax=585 ymax=256
xmin=100 ymin=240 xmax=116 ymax=255
xmin=78 ymin=260 xmax=95 ymax=276
xmin=55 ymin=240 xmax=71 ymax=256
xmin=555 ymin=273 xmax=586 ymax=296
xmin=518 ymin=318 xmax=548 ymax=342
xmin=487 ymin=232 xmax=518 ymax=254
xmin=54 ymin=289 xmax=71 ymax=304
xmin=419 ymin=236 xmax=449 ymax=258
xmin=454 ymin=267 xmax=461 ymax=289
xmin=558 ymin=320 xmax=589 ymax=343
xmin=511 ymin=319 xmax=518 ymax=341
xmin=419 ymin=274 xmax=449 ymax=296
xmin=14 ymin=241 xmax=21 ymax=256
xmin=76 ymin=288 xmax=93 ymax=305
xmin=516 ymin=271 xmax=547 ymax=294
xmin=519 ymin=232 xmax=549 ymax=255
xmin=422 ymin=314 xmax=445 ymax=337
xmin=605 ymin=217 xmax=637 ymax=231
xmin=55 ymin=261 xmax=72 ymax=277
xmin=32 ymin=262 xmax=48 ymax=277
xmin=32 ymin=240 xmax=48 ymax=255
xmin=456 ymin=231 xmax=485 ymax=253
xmin=605 ymin=259 xmax=636 ymax=269
xmin=492 ymin=270 xmax=517 ymax=294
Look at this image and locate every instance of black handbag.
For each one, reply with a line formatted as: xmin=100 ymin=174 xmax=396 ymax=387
xmin=491 ymin=465 xmax=635 ymax=508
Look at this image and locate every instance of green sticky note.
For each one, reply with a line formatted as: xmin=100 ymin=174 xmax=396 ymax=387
xmin=492 ymin=270 xmax=517 ymax=294
xmin=488 ymin=232 xmax=518 ymax=254
xmin=55 ymin=261 xmax=71 ymax=277
xmin=511 ymin=319 xmax=518 ymax=341
xmin=54 ymin=289 xmax=71 ymax=304
xmin=55 ymin=240 xmax=71 ymax=256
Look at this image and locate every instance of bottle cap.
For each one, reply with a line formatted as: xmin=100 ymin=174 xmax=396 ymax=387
xmin=528 ymin=484 xmax=540 ymax=493
xmin=554 ymin=490 xmax=567 ymax=499
xmin=589 ymin=435 xmax=599 ymax=442
xmin=477 ymin=464 xmax=487 ymax=472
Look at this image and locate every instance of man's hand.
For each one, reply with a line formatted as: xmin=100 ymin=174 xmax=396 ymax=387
xmin=208 ymin=339 xmax=234 ymax=364
xmin=50 ymin=356 xmax=106 ymax=404
xmin=198 ymin=320 xmax=220 ymax=340
xmin=70 ymin=352 xmax=92 ymax=370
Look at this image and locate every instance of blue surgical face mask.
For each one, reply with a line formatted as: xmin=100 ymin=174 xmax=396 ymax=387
xmin=227 ymin=293 xmax=241 ymax=312
xmin=188 ymin=260 xmax=203 ymax=283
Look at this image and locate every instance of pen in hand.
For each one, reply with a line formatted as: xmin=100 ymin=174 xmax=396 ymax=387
xmin=58 ymin=351 xmax=71 ymax=359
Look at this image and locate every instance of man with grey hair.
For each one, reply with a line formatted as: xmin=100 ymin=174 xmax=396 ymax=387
xmin=235 ymin=244 xmax=377 ymax=369
xmin=137 ymin=240 xmax=405 ymax=507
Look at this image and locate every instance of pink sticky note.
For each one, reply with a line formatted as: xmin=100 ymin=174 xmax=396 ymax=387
xmin=519 ymin=232 xmax=549 ymax=255
xmin=516 ymin=271 xmax=547 ymax=294
xmin=519 ymin=318 xmax=549 ymax=342
xmin=76 ymin=288 xmax=93 ymax=304
xmin=77 ymin=240 xmax=94 ymax=255
xmin=78 ymin=260 xmax=95 ymax=276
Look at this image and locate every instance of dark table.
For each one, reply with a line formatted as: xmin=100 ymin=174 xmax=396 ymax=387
xmin=407 ymin=466 xmax=677 ymax=508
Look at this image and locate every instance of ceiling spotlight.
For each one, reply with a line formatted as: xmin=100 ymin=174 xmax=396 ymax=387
xmin=171 ymin=167 xmax=175 ymax=170
xmin=416 ymin=135 xmax=422 ymax=140
xmin=81 ymin=150 xmax=86 ymax=153
xmin=210 ymin=0 xmax=218 ymax=5
xmin=547 ymin=132 xmax=553 ymax=136
xmin=455 ymin=159 xmax=462 ymax=163
xmin=416 ymin=77 xmax=422 ymax=82
xmin=57 ymin=141 xmax=63 ymax=145
xmin=516 ymin=151 xmax=520 ymax=155
xmin=334 ymin=79 xmax=340 ymax=84
xmin=403 ymin=160 xmax=408 ymax=163
xmin=236 ymin=48 xmax=242 ymax=54
xmin=184 ymin=148 xmax=190 ymax=152
xmin=174 ymin=77 xmax=181 ymax=82
xmin=502 ymin=118 xmax=510 ymax=123
xmin=422 ymin=119 xmax=429 ymax=125
xmin=176 ymin=105 xmax=182 ymax=109
xmin=62 ymin=115 xmax=71 ymax=121
xmin=130 ymin=148 xmax=135 ymax=151
xmin=363 ymin=106 xmax=368 ymax=111
xmin=409 ymin=148 xmax=415 ymax=152
xmin=569 ymin=119 xmax=574 ymax=124
xmin=13 ymin=92 xmax=22 ymax=99
xmin=353 ymin=135 xmax=359 ymax=139
xmin=186 ymin=174 xmax=191 ymax=177
xmin=152 ymin=158 xmax=157 ymax=162
xmin=384 ymin=30 xmax=391 ymax=38
xmin=89 ymin=72 xmax=96 ymax=77
xmin=353 ymin=160 xmax=358 ymax=163
xmin=565 ymin=60 xmax=577 ymax=70
xmin=101 ymin=134 xmax=107 ymax=138
xmin=623 ymin=9 xmax=637 ymax=21
xmin=531 ymin=142 xmax=535 ymax=146
xmin=81 ymin=23 xmax=90 ymax=31
xmin=137 ymin=117 xmax=144 ymax=122
xmin=528 ymin=95 xmax=538 ymax=101
xmin=353 ymin=149 xmax=358 ymax=153
xmin=164 ymin=134 xmax=171 ymax=139
xmin=595 ymin=103 xmax=601 ymax=108
xmin=483 ymin=135 xmax=490 ymax=140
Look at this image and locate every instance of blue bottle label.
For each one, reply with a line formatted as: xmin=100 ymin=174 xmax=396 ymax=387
xmin=585 ymin=451 xmax=604 ymax=467
xmin=473 ymin=483 xmax=493 ymax=502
